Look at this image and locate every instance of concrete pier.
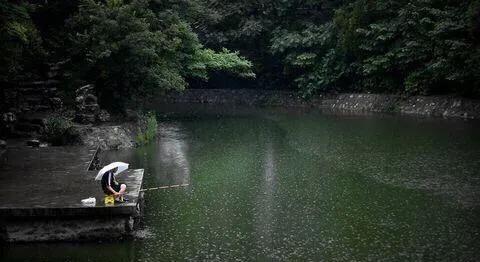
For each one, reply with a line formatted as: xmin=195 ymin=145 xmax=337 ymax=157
xmin=0 ymin=146 xmax=144 ymax=242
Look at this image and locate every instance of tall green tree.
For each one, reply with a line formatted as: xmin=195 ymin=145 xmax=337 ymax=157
xmin=68 ymin=0 xmax=253 ymax=109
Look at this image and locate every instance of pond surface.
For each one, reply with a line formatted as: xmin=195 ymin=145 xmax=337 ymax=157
xmin=3 ymin=105 xmax=480 ymax=261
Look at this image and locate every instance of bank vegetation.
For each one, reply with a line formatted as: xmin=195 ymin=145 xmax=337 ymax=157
xmin=1 ymin=0 xmax=479 ymax=112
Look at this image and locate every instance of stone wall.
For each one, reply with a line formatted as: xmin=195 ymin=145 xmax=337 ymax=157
xmin=158 ymin=89 xmax=308 ymax=107
xmin=156 ymin=89 xmax=480 ymax=119
xmin=2 ymin=216 xmax=134 ymax=242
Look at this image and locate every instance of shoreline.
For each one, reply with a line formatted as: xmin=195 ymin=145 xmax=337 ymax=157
xmin=2 ymin=89 xmax=479 ymax=150
xmin=155 ymin=89 xmax=480 ymax=120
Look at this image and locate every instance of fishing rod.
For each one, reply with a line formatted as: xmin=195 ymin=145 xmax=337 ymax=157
xmin=140 ymin=183 xmax=189 ymax=192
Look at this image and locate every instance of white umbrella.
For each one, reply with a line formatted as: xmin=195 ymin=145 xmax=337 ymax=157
xmin=95 ymin=162 xmax=129 ymax=180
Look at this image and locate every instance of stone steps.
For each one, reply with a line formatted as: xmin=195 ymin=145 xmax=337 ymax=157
xmin=9 ymin=130 xmax=35 ymax=138
xmin=17 ymin=87 xmax=58 ymax=96
xmin=1 ymin=60 xmax=67 ymax=138
xmin=11 ymin=113 xmax=50 ymax=137
xmin=17 ymin=113 xmax=49 ymax=123
xmin=14 ymin=122 xmax=44 ymax=133
xmin=19 ymin=103 xmax=52 ymax=113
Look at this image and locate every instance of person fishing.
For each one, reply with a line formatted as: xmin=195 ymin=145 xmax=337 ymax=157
xmin=101 ymin=167 xmax=128 ymax=202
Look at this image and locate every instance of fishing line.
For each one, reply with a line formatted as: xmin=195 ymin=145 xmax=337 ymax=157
xmin=140 ymin=183 xmax=189 ymax=192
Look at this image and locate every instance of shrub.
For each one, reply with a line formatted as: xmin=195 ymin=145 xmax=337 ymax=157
xmin=43 ymin=116 xmax=76 ymax=145
xmin=135 ymin=112 xmax=158 ymax=145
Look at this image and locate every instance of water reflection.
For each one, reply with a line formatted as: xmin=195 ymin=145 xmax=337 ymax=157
xmin=155 ymin=123 xmax=190 ymax=186
xmin=255 ymin=140 xmax=276 ymax=255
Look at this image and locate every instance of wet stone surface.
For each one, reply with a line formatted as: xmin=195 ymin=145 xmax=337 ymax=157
xmin=0 ymin=146 xmax=143 ymax=215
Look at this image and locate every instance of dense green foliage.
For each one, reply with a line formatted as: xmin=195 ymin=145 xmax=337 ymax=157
xmin=0 ymin=0 xmax=479 ymax=102
xmin=0 ymin=0 xmax=253 ymax=109
xmin=194 ymin=0 xmax=480 ymax=97
xmin=0 ymin=1 xmax=44 ymax=82
xmin=43 ymin=115 xmax=76 ymax=145
xmin=68 ymin=0 xmax=253 ymax=108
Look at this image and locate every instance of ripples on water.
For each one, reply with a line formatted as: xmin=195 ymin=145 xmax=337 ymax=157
xmin=2 ymin=105 xmax=480 ymax=261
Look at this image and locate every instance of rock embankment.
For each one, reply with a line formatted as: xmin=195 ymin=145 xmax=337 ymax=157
xmin=75 ymin=84 xmax=110 ymax=123
xmin=156 ymin=89 xmax=480 ymax=119
xmin=320 ymin=94 xmax=480 ymax=119
xmin=74 ymin=124 xmax=136 ymax=150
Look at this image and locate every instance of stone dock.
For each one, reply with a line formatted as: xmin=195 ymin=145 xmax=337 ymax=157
xmin=0 ymin=146 xmax=144 ymax=242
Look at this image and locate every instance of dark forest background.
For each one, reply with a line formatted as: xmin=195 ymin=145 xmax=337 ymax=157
xmin=1 ymin=0 xmax=479 ymax=108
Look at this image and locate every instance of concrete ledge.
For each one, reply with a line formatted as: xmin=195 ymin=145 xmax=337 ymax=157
xmin=0 ymin=169 xmax=144 ymax=217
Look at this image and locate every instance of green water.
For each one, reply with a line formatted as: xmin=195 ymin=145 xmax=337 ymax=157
xmin=3 ymin=105 xmax=480 ymax=261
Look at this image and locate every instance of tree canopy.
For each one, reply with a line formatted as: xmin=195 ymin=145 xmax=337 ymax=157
xmin=67 ymin=0 xmax=254 ymax=108
xmin=194 ymin=0 xmax=480 ymax=97
xmin=0 ymin=0 xmax=254 ymax=109
xmin=1 ymin=0 xmax=479 ymax=105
